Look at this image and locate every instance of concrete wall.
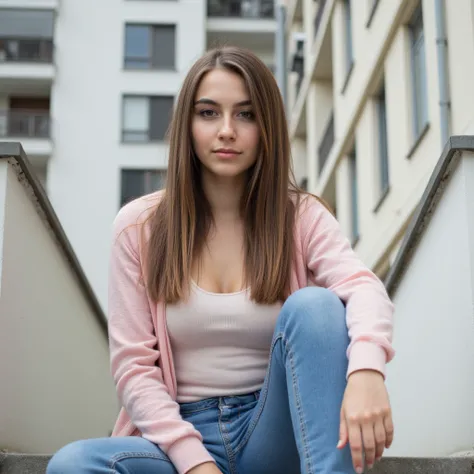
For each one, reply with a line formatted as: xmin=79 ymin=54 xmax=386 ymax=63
xmin=0 ymin=160 xmax=118 ymax=453
xmin=385 ymin=150 xmax=474 ymax=456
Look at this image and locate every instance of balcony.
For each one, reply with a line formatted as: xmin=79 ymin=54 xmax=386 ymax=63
xmin=207 ymin=0 xmax=276 ymax=51
xmin=0 ymin=38 xmax=53 ymax=63
xmin=0 ymin=0 xmax=59 ymax=8
xmin=208 ymin=0 xmax=274 ymax=19
xmin=318 ymin=111 xmax=334 ymax=174
xmin=0 ymin=38 xmax=55 ymax=88
xmin=0 ymin=109 xmax=52 ymax=160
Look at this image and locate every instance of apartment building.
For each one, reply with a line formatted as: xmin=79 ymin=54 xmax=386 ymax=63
xmin=286 ymin=0 xmax=474 ymax=279
xmin=0 ymin=0 xmax=276 ymax=309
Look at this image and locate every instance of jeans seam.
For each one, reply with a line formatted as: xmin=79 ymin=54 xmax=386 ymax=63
xmin=234 ymin=333 xmax=284 ymax=454
xmin=180 ymin=406 xmax=214 ymax=416
xmin=289 ymin=346 xmax=314 ymax=474
xmin=109 ymin=451 xmax=171 ymax=471
xmin=219 ymin=401 xmax=237 ymax=474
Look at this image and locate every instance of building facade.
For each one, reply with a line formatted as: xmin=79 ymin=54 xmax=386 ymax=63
xmin=0 ymin=0 xmax=276 ymax=309
xmin=286 ymin=0 xmax=474 ymax=279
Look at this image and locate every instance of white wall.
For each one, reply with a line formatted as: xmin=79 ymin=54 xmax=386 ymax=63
xmin=0 ymin=161 xmax=118 ymax=453
xmin=47 ymin=0 xmax=206 ymax=310
xmin=385 ymin=151 xmax=474 ymax=456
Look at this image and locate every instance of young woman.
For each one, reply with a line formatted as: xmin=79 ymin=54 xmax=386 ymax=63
xmin=47 ymin=46 xmax=395 ymax=474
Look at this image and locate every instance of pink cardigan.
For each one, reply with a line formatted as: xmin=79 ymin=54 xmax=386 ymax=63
xmin=108 ymin=190 xmax=394 ymax=474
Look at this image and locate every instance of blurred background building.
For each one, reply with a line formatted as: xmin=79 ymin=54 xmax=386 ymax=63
xmin=0 ymin=0 xmax=276 ymax=310
xmin=286 ymin=0 xmax=474 ymax=281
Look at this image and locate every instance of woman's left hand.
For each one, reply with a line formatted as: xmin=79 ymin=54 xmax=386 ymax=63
xmin=337 ymin=369 xmax=394 ymax=473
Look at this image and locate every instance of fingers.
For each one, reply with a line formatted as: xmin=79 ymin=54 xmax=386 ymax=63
xmin=384 ymin=412 xmax=394 ymax=448
xmin=347 ymin=416 xmax=364 ymax=474
xmin=361 ymin=419 xmax=376 ymax=469
xmin=337 ymin=413 xmax=348 ymax=449
xmin=347 ymin=411 xmax=392 ymax=472
xmin=374 ymin=418 xmax=386 ymax=462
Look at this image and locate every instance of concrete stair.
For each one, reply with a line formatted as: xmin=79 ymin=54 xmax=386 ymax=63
xmin=0 ymin=453 xmax=473 ymax=473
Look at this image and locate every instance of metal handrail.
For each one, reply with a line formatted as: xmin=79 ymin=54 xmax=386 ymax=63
xmin=0 ymin=38 xmax=53 ymax=63
xmin=0 ymin=110 xmax=51 ymax=138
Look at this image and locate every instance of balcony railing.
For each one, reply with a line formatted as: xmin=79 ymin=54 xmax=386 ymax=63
xmin=318 ymin=111 xmax=334 ymax=174
xmin=0 ymin=110 xmax=51 ymax=139
xmin=0 ymin=38 xmax=53 ymax=63
xmin=314 ymin=0 xmax=327 ymax=39
xmin=208 ymin=0 xmax=274 ymax=19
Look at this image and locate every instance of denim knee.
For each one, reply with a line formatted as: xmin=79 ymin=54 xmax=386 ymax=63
xmin=277 ymin=287 xmax=348 ymax=348
xmin=46 ymin=440 xmax=88 ymax=474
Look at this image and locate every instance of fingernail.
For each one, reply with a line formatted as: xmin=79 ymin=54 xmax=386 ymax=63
xmin=336 ymin=440 xmax=343 ymax=448
xmin=368 ymin=464 xmax=374 ymax=469
xmin=356 ymin=468 xmax=363 ymax=474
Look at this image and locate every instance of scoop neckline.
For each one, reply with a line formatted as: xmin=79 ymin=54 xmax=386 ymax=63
xmin=191 ymin=279 xmax=249 ymax=296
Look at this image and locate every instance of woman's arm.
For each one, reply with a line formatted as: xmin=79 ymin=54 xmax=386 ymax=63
xmin=299 ymin=196 xmax=395 ymax=472
xmin=108 ymin=201 xmax=216 ymax=474
xmin=300 ymin=196 xmax=395 ymax=377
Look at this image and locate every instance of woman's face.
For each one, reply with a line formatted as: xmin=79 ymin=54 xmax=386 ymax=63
xmin=191 ymin=68 xmax=260 ymax=181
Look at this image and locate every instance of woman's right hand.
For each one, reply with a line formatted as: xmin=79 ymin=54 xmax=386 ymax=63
xmin=187 ymin=462 xmax=223 ymax=474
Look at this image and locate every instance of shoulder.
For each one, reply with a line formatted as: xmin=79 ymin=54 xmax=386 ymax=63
xmin=294 ymin=193 xmax=335 ymax=227
xmin=112 ymin=190 xmax=165 ymax=242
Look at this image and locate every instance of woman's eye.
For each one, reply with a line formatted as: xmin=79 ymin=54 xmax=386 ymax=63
xmin=199 ymin=109 xmax=217 ymax=118
xmin=239 ymin=111 xmax=255 ymax=120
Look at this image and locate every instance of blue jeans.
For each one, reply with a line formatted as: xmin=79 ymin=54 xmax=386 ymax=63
xmin=47 ymin=287 xmax=354 ymax=473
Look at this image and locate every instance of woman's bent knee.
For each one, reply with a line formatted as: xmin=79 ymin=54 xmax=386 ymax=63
xmin=47 ymin=440 xmax=92 ymax=474
xmin=278 ymin=287 xmax=348 ymax=345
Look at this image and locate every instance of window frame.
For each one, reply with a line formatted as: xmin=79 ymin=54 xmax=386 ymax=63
xmin=409 ymin=4 xmax=429 ymax=140
xmin=121 ymin=94 xmax=174 ymax=143
xmin=124 ymin=23 xmax=176 ymax=70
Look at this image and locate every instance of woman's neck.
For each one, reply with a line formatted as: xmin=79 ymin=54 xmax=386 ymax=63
xmin=202 ymin=172 xmax=246 ymax=221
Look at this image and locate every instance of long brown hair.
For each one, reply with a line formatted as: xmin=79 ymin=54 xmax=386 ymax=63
xmin=145 ymin=46 xmax=305 ymax=304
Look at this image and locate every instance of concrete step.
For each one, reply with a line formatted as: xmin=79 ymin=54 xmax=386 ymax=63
xmin=0 ymin=454 xmax=50 ymax=474
xmin=0 ymin=453 xmax=473 ymax=473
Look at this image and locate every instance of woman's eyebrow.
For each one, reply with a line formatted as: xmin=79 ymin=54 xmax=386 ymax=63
xmin=194 ymin=98 xmax=252 ymax=107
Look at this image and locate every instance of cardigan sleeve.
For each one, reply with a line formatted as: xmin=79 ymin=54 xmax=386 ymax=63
xmin=108 ymin=198 xmax=215 ymax=474
xmin=299 ymin=196 xmax=395 ymax=378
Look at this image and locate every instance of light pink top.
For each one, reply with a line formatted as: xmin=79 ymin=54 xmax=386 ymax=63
xmin=167 ymin=281 xmax=282 ymax=403
xmin=108 ymin=190 xmax=395 ymax=474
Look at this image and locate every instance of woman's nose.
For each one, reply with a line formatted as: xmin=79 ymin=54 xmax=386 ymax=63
xmin=218 ymin=119 xmax=236 ymax=140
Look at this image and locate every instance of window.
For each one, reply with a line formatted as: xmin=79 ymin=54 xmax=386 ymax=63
xmin=0 ymin=9 xmax=54 ymax=38
xmin=122 ymin=95 xmax=174 ymax=142
xmin=367 ymin=0 xmax=380 ymax=27
xmin=343 ymin=0 xmax=354 ymax=77
xmin=376 ymin=84 xmax=389 ymax=197
xmin=120 ymin=169 xmax=167 ymax=207
xmin=349 ymin=147 xmax=359 ymax=244
xmin=409 ymin=5 xmax=428 ymax=138
xmin=124 ymin=24 xmax=175 ymax=69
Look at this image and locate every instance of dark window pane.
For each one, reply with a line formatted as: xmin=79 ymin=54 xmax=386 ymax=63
xmin=349 ymin=148 xmax=359 ymax=242
xmin=410 ymin=5 xmax=428 ymax=137
xmin=0 ymin=9 xmax=54 ymax=38
xmin=121 ymin=169 xmax=167 ymax=207
xmin=150 ymin=96 xmax=174 ymax=140
xmin=125 ymin=25 xmax=151 ymax=67
xmin=377 ymin=87 xmax=389 ymax=193
xmin=152 ymin=25 xmax=175 ymax=69
xmin=344 ymin=0 xmax=353 ymax=70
